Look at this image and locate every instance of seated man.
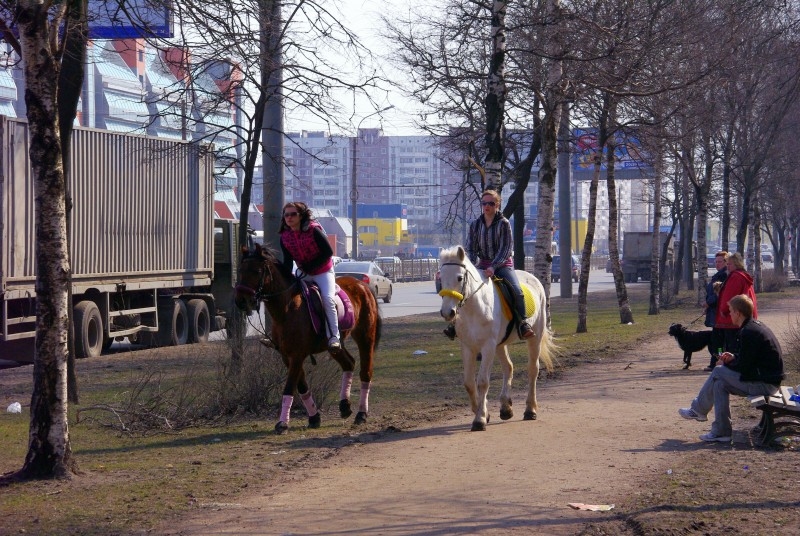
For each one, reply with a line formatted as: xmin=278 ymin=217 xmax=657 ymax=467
xmin=678 ymin=294 xmax=784 ymax=442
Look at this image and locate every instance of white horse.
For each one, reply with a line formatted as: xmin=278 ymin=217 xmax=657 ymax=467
xmin=438 ymin=245 xmax=556 ymax=431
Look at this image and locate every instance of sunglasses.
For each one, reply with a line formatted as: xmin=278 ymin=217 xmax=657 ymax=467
xmin=481 ymin=201 xmax=496 ymax=207
xmin=283 ymin=211 xmax=299 ymax=218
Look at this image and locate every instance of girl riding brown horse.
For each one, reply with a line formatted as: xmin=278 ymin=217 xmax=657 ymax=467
xmin=234 ymin=243 xmax=382 ymax=434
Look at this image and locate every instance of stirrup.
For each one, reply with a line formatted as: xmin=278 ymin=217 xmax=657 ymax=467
xmin=519 ymin=322 xmax=535 ymax=339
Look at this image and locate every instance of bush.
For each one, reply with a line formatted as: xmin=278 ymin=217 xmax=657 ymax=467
xmin=212 ymin=338 xmax=342 ymax=418
xmin=760 ymin=269 xmax=786 ymax=293
xmin=783 ymin=312 xmax=800 ymax=383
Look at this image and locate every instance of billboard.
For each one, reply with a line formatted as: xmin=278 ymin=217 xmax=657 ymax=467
xmin=572 ymin=128 xmax=652 ymax=171
xmin=89 ymin=0 xmax=173 ymax=39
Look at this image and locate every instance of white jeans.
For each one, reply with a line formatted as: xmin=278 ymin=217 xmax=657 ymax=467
xmin=690 ymin=365 xmax=779 ymax=437
xmin=300 ymin=268 xmax=339 ymax=341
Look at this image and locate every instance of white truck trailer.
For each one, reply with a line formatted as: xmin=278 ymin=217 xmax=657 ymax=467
xmin=1 ymin=116 xmax=245 ymax=363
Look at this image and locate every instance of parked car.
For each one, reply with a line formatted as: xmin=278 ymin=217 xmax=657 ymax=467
xmin=551 ymin=255 xmax=579 ymax=282
xmin=334 ymin=261 xmax=393 ymax=303
xmin=374 ymin=256 xmax=404 ymax=281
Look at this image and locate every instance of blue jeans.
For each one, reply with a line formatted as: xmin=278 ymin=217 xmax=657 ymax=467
xmin=494 ymin=265 xmax=527 ymax=323
xmin=690 ymin=365 xmax=779 ymax=437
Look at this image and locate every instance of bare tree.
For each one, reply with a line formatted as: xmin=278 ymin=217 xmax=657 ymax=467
xmin=0 ymin=0 xmax=87 ymax=480
xmin=134 ymin=0 xmax=383 ymax=242
xmin=722 ymin=4 xmax=800 ymax=254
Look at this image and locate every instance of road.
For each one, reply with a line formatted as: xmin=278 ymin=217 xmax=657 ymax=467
xmin=0 ymin=270 xmax=617 ymax=368
xmin=384 ymin=269 xmax=616 ymax=318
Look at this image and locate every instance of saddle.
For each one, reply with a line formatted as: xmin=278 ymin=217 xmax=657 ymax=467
xmin=492 ymin=277 xmax=537 ymax=342
xmin=299 ymin=281 xmax=355 ymax=337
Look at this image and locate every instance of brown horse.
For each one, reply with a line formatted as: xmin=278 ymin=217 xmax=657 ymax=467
xmin=234 ymin=243 xmax=382 ymax=434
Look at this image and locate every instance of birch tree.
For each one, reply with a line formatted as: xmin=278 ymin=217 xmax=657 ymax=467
xmin=0 ymin=0 xmax=86 ymax=480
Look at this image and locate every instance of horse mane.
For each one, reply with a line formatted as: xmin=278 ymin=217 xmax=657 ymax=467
xmin=439 ymin=245 xmax=481 ymax=280
xmin=244 ymin=243 xmax=296 ymax=281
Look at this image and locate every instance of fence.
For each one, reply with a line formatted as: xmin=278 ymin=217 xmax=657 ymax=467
xmin=372 ymin=254 xmax=608 ymax=283
xmin=374 ymin=258 xmax=439 ymax=283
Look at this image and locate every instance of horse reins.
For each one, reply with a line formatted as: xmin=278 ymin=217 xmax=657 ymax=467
xmin=236 ymin=258 xmax=297 ymax=303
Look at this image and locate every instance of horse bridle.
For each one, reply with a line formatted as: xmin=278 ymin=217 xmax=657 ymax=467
xmin=438 ymin=262 xmax=487 ymax=307
xmin=236 ymin=257 xmax=297 ymax=303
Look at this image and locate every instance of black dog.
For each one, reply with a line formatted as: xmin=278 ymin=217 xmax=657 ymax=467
xmin=668 ymin=323 xmax=712 ymax=369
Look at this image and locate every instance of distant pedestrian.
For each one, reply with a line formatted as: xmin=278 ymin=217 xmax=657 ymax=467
xmin=714 ymin=252 xmax=757 ymax=356
xmin=703 ymin=251 xmax=728 ymax=371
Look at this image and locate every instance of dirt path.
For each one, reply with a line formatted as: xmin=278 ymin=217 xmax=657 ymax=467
xmin=159 ymin=308 xmax=796 ymax=536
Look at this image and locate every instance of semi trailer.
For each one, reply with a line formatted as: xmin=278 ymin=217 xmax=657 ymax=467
xmin=1 ymin=116 xmax=246 ymax=363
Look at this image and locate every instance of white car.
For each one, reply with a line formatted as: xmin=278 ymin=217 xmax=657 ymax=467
xmin=334 ymin=261 xmax=393 ymax=303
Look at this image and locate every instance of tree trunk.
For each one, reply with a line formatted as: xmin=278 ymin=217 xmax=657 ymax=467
xmin=16 ymin=0 xmax=75 ymax=479
xmin=59 ymin=0 xmax=89 ymax=406
xmin=534 ymin=0 xmax=564 ymax=327
xmin=483 ymin=0 xmax=507 ymax=192
xmin=648 ymin=149 xmax=664 ymax=315
xmin=605 ymin=124 xmax=633 ymax=325
xmin=576 ymin=156 xmax=600 ymax=334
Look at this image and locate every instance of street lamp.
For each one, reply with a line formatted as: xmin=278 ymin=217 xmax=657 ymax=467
xmin=351 ymin=105 xmax=394 ymax=259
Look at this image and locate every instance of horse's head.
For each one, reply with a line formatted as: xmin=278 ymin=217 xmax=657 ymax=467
xmin=234 ymin=243 xmax=272 ymax=314
xmin=438 ymin=245 xmax=472 ymax=322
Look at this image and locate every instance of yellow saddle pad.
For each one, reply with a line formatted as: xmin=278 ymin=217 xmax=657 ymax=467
xmin=493 ymin=279 xmax=536 ymax=321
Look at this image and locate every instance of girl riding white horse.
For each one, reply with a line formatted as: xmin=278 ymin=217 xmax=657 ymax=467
xmin=438 ymin=245 xmax=556 ymax=431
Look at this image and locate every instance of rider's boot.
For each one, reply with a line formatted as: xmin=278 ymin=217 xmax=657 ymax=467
xmin=515 ymin=297 xmax=535 ymax=339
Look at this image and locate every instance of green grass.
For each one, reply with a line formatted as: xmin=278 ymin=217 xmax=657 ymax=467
xmin=1 ymin=282 xmax=798 ymax=535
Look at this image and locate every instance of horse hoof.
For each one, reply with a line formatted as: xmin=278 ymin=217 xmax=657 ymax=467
xmin=354 ymin=411 xmax=368 ymax=425
xmin=500 ymin=408 xmax=514 ymax=420
xmin=471 ymin=421 xmax=486 ymax=431
xmin=339 ymin=399 xmax=353 ymax=419
xmin=275 ymin=421 xmax=289 ymax=434
xmin=308 ymin=413 xmax=321 ymax=429
xmin=523 ymin=410 xmax=537 ymax=421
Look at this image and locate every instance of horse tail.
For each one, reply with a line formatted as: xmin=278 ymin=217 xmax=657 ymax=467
xmin=537 ymin=326 xmax=558 ymax=372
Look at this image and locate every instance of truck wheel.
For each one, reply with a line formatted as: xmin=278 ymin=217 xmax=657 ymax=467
xmin=158 ymin=299 xmax=189 ymax=346
xmin=187 ymin=299 xmax=210 ymax=343
xmin=74 ymin=301 xmax=103 ymax=358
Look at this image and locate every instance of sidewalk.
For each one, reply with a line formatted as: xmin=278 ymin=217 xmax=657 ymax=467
xmin=159 ymin=305 xmax=797 ymax=536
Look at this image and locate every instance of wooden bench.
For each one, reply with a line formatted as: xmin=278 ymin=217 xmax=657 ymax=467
xmin=748 ymin=385 xmax=800 ymax=447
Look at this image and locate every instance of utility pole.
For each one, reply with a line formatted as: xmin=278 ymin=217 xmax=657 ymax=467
xmin=350 ymin=105 xmax=394 ymax=259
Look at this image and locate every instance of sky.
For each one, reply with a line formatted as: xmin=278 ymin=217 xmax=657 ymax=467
xmin=284 ymin=0 xmax=427 ymax=137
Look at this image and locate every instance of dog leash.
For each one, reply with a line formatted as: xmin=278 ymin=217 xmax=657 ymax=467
xmin=688 ymin=312 xmax=705 ymax=325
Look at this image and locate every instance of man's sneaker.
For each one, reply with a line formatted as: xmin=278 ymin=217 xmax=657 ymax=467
xmin=700 ymin=432 xmax=731 ymax=443
xmin=519 ymin=322 xmax=535 ymax=340
xmin=443 ymin=324 xmax=456 ymax=341
xmin=328 ymin=337 xmax=341 ymax=351
xmin=678 ymin=408 xmax=708 ymax=422
xmin=703 ymin=366 xmax=714 ymax=372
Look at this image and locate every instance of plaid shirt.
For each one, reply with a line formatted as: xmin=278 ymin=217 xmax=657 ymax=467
xmin=465 ymin=213 xmax=514 ymax=270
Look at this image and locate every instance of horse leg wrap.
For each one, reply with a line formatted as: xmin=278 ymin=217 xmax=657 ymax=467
xmin=359 ymin=381 xmax=371 ymax=413
xmin=280 ymin=395 xmax=294 ymax=424
xmin=300 ymin=391 xmax=318 ymax=417
xmin=340 ymin=371 xmax=354 ymax=401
